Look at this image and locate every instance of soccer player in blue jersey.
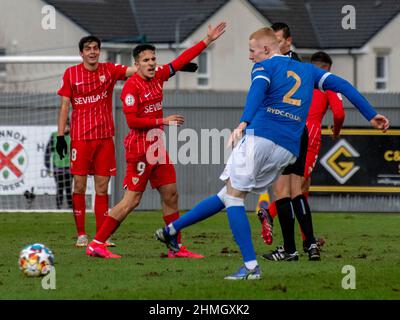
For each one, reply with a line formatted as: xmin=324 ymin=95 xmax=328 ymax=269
xmin=155 ymin=27 xmax=389 ymax=280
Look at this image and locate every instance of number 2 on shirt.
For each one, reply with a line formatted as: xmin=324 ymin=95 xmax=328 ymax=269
xmin=283 ymin=71 xmax=302 ymax=106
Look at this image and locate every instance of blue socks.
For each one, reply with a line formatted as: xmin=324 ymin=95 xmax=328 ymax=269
xmin=226 ymin=206 xmax=257 ymax=263
xmin=169 ymin=195 xmax=225 ymax=234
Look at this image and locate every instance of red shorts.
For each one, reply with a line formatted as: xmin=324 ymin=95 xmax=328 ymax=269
xmin=123 ymin=152 xmax=176 ymax=192
xmin=70 ymin=138 xmax=116 ymax=176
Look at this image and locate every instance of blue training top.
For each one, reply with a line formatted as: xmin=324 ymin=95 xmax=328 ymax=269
xmin=240 ymin=55 xmax=377 ymax=157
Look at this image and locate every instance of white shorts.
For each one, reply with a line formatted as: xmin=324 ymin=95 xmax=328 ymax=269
xmin=220 ymin=135 xmax=296 ymax=194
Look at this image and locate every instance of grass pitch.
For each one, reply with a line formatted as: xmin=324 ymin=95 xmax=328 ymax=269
xmin=0 ymin=211 xmax=399 ymax=300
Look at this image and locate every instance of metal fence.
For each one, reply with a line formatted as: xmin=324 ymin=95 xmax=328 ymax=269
xmin=0 ymin=90 xmax=399 ymax=212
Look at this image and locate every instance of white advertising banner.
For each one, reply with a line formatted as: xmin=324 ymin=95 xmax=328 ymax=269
xmin=0 ymin=126 xmax=95 ymax=195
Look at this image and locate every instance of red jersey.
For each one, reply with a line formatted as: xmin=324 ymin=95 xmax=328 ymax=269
xmin=58 ymin=62 xmax=127 ymax=140
xmin=121 ymin=64 xmax=171 ymax=161
xmin=120 ymin=40 xmax=207 ymax=162
xmin=306 ymin=89 xmax=345 ymax=151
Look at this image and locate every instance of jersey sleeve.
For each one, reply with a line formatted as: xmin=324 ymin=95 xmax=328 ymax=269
xmin=121 ymin=81 xmax=139 ymax=114
xmin=121 ymin=80 xmax=163 ymax=129
xmin=57 ymin=69 xmax=72 ymax=98
xmin=169 ymin=40 xmax=207 ymax=74
xmin=319 ymin=71 xmax=377 ymax=121
xmin=240 ymin=63 xmax=270 ymax=124
xmin=309 ymin=64 xmax=331 ymax=92
xmin=155 ymin=64 xmax=173 ymax=82
xmin=250 ymin=62 xmax=271 ymax=84
xmin=109 ymin=63 xmax=128 ymax=81
xmin=326 ymin=90 xmax=345 ymax=135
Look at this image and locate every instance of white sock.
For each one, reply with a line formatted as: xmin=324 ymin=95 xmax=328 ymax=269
xmin=167 ymin=223 xmax=177 ymax=236
xmin=245 ymin=260 xmax=258 ymax=270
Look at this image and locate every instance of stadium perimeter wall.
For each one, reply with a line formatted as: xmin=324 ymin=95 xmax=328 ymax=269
xmin=0 ymin=91 xmax=399 ymax=212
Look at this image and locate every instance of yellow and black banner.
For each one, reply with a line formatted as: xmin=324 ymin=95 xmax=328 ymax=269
xmin=310 ymin=128 xmax=400 ymax=193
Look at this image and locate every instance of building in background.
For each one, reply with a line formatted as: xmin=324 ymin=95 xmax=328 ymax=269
xmin=0 ymin=0 xmax=399 ymax=92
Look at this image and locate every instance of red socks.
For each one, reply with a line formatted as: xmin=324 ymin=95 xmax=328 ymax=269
xmin=269 ymin=201 xmax=278 ymax=219
xmin=94 ymin=194 xmax=109 ymax=232
xmin=72 ymin=193 xmax=86 ymax=236
xmin=94 ymin=216 xmax=120 ymax=244
xmin=163 ymin=212 xmax=182 ymax=244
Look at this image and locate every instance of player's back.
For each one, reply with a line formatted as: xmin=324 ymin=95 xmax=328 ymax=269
xmin=247 ymin=55 xmax=322 ymax=156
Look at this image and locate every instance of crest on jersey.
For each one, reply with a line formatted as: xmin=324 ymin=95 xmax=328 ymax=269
xmin=99 ymin=75 xmax=105 ymax=82
xmin=125 ymin=94 xmax=135 ymax=106
xmin=252 ymin=66 xmax=264 ymax=73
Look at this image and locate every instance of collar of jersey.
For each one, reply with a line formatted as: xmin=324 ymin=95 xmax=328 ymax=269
xmin=271 ymin=54 xmax=288 ymax=59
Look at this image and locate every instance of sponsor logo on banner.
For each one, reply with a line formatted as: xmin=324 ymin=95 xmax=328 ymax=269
xmin=0 ymin=131 xmax=28 ymax=192
xmin=0 ymin=126 xmax=93 ymax=195
xmin=320 ymin=139 xmax=360 ymax=184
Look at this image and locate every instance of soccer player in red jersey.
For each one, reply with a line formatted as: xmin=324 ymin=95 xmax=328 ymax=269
xmin=57 ymin=36 xmax=138 ymax=247
xmin=303 ymin=51 xmax=345 ymax=191
xmin=260 ymin=51 xmax=345 ymax=257
xmin=85 ymin=22 xmax=227 ymax=259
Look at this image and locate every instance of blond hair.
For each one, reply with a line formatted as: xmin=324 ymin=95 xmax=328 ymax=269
xmin=249 ymin=27 xmax=278 ymax=46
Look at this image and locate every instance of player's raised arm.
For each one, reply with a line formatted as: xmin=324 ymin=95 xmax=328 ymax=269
xmin=314 ymin=67 xmax=389 ymax=132
xmin=169 ymin=22 xmax=226 ymax=73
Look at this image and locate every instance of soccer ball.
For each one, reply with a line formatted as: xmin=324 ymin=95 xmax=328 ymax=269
xmin=18 ymin=243 xmax=54 ymax=277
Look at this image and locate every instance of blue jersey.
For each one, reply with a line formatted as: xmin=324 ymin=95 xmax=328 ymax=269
xmin=240 ymin=55 xmax=377 ymax=157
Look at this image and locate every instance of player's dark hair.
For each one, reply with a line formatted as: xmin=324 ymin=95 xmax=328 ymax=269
xmin=132 ymin=44 xmax=156 ymax=61
xmin=311 ymin=51 xmax=333 ymax=66
xmin=271 ymin=22 xmax=291 ymax=39
xmin=79 ymin=36 xmax=101 ymax=52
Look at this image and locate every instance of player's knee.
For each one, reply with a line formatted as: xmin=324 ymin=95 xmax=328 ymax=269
xmin=122 ymin=198 xmax=140 ymax=214
xmin=95 ymin=181 xmax=109 ymax=195
xmin=163 ymin=190 xmax=179 ymax=207
xmin=273 ymin=188 xmax=290 ymax=200
xmin=224 ymin=195 xmax=244 ymax=208
xmin=73 ymin=182 xmax=86 ymax=194
xmin=217 ymin=187 xmax=244 ymax=207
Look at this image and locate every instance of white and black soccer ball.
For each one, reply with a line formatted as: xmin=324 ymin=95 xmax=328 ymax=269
xmin=18 ymin=243 xmax=54 ymax=277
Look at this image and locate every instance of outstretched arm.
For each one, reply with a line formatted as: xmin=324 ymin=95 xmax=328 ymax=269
xmin=169 ymin=22 xmax=226 ymax=73
xmin=318 ymin=72 xmax=389 ymax=132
